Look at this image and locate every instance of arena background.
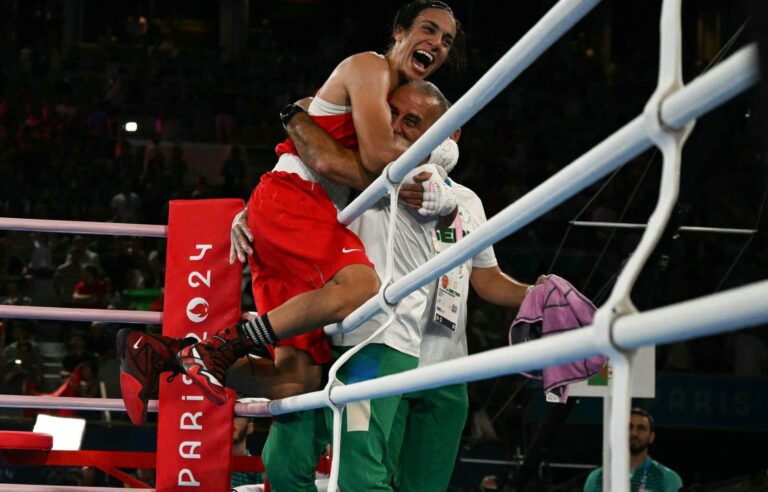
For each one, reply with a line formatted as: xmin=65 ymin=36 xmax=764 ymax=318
xmin=0 ymin=0 xmax=766 ymax=490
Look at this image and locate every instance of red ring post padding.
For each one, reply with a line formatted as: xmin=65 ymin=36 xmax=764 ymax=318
xmin=0 ymin=431 xmax=53 ymax=451
xmin=157 ymin=199 xmax=244 ymax=492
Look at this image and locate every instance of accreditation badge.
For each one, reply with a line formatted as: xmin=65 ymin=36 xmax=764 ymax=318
xmin=431 ymin=207 xmax=469 ymax=331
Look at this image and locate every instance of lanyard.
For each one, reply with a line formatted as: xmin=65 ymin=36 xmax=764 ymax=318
xmin=637 ymin=456 xmax=652 ymax=491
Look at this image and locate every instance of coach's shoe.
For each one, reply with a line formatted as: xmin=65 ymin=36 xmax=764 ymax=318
xmin=117 ymin=328 xmax=195 ymax=426
xmin=176 ymin=325 xmax=252 ymax=405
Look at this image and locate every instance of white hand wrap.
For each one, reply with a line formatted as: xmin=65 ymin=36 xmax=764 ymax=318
xmin=428 ymin=138 xmax=460 ymax=175
xmin=407 ymin=164 xmax=457 ymax=217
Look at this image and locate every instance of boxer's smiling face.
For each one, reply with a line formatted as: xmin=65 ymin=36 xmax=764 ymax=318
xmin=390 ymin=8 xmax=456 ymax=82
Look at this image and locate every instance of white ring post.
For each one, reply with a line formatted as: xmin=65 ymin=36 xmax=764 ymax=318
xmin=594 ymin=1 xmax=695 ymax=490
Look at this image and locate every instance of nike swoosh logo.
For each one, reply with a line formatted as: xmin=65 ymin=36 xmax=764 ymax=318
xmin=342 ymin=248 xmax=361 ymax=253
xmin=133 ymin=336 xmax=143 ymax=350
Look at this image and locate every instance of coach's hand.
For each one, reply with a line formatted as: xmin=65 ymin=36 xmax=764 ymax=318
xmin=229 ymin=207 xmax=254 ymax=265
xmin=399 ymin=164 xmax=457 ymax=218
xmin=416 ymin=170 xmax=457 ymax=217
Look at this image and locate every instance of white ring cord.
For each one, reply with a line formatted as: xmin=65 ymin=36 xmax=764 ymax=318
xmin=0 ymin=217 xmax=167 ymax=237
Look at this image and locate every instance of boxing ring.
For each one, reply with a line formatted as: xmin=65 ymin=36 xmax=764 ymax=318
xmin=0 ymin=0 xmax=764 ymax=491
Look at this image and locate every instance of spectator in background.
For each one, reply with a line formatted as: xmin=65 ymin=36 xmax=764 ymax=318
xmin=583 ymin=408 xmax=682 ymax=492
xmin=191 ymin=176 xmax=211 ymax=199
xmin=140 ymin=137 xmax=163 ymax=184
xmin=87 ymin=322 xmax=115 ymax=358
xmin=70 ymin=236 xmax=101 ymax=271
xmin=101 ymin=236 xmax=135 ymax=296
xmin=72 ymin=265 xmax=110 ymax=308
xmin=145 ymin=247 xmax=165 ymax=289
xmin=53 ymin=247 xmax=86 ymax=307
xmin=230 ymin=415 xmax=264 ymax=488
xmin=2 ymin=340 xmax=41 ymax=396
xmin=165 ymin=145 xmax=188 ymax=191
xmin=27 ymin=231 xmax=54 ymax=279
xmin=2 ymin=322 xmax=42 ymax=368
xmin=1 ymin=281 xmax=32 ymax=306
xmin=72 ymin=360 xmax=100 ymax=399
xmin=1 ymin=322 xmax=42 ymax=399
xmin=125 ymin=237 xmax=151 ymax=288
xmin=220 ymin=145 xmax=245 ymax=198
xmin=111 ymin=179 xmax=143 ymax=223
xmin=62 ymin=332 xmax=96 ymax=379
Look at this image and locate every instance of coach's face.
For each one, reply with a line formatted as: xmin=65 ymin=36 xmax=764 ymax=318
xmin=389 ymin=85 xmax=443 ymax=144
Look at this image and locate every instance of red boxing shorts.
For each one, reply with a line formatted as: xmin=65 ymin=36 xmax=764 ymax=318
xmin=246 ymin=171 xmax=374 ymax=364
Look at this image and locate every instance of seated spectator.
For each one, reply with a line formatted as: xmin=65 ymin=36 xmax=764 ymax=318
xmin=111 ymin=179 xmax=143 ymax=223
xmin=2 ymin=321 xmax=42 ymax=368
xmin=72 ymin=360 xmax=101 ymax=399
xmin=70 ymin=236 xmax=101 ymax=270
xmin=1 ymin=281 xmax=32 ymax=306
xmin=231 ymin=415 xmax=264 ymax=488
xmin=87 ymin=321 xmax=116 ymax=358
xmin=27 ymin=231 xmax=55 ymax=279
xmin=2 ymin=340 xmax=41 ymax=396
xmin=62 ymin=332 xmax=96 ymax=378
xmin=54 ymin=248 xmax=86 ymax=307
xmin=72 ymin=265 xmax=110 ymax=308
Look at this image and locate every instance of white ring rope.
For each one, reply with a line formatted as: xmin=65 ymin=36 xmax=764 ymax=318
xmin=0 ymin=306 xmax=259 ymax=324
xmin=0 ymin=394 xmax=273 ymax=417
xmin=0 ymin=486 xmax=151 ymax=492
xmin=568 ymin=221 xmax=758 ymax=235
xmin=266 ymin=279 xmax=768 ymax=416
xmin=3 ymin=278 xmax=766 ymax=419
xmin=0 ymin=217 xmax=167 ymax=237
xmin=0 ymin=305 xmax=161 ymax=324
